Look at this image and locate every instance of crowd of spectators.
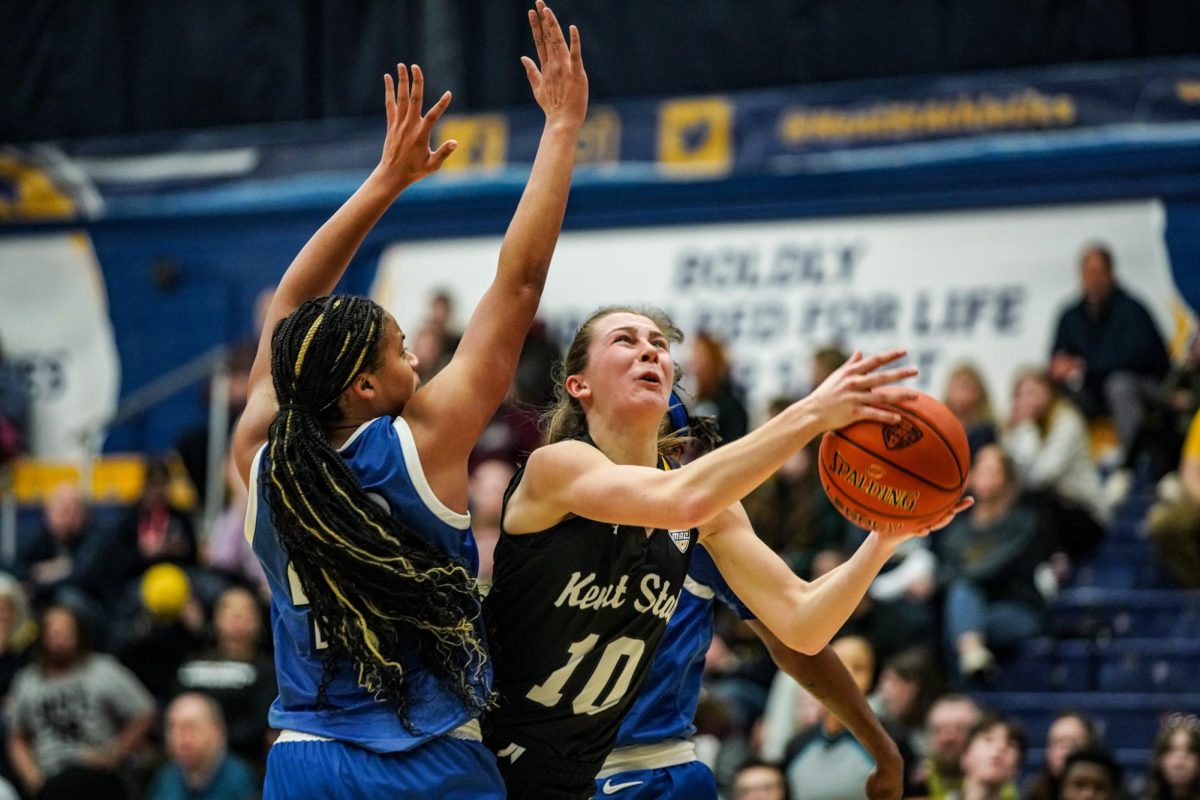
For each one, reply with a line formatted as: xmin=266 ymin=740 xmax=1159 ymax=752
xmin=0 ymin=240 xmax=1196 ymax=800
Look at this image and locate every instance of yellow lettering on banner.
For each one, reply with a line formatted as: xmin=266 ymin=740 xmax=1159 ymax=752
xmin=576 ymin=106 xmax=621 ymax=165
xmin=776 ymin=90 xmax=1078 ymax=147
xmin=436 ymin=115 xmax=509 ymax=172
xmin=11 ymin=453 xmax=197 ymax=506
xmin=0 ymin=157 xmax=75 ymax=221
xmin=657 ymin=97 xmax=733 ymax=176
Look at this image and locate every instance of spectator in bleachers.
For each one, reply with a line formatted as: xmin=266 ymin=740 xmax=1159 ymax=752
xmin=110 ymin=564 xmax=206 ymax=702
xmin=732 ymin=759 xmax=791 ymax=800
xmin=0 ymin=573 xmax=37 ymax=699
xmin=175 ymin=586 xmax=276 ymax=768
xmin=870 ymin=647 xmax=943 ymax=771
xmin=8 ymin=605 xmax=156 ymax=800
xmin=1058 ymin=747 xmax=1123 ymax=800
xmin=1146 ymin=717 xmax=1200 ymax=800
xmin=15 ymin=483 xmax=107 ymax=610
xmin=1164 ymin=332 xmax=1200 ymax=440
xmin=1025 ymin=711 xmax=1100 ymax=800
xmin=146 ymin=693 xmax=257 ymax=800
xmin=783 ymin=636 xmax=877 ymax=800
xmin=1048 ymin=243 xmax=1170 ymax=467
xmin=468 ymin=459 xmax=515 ymax=584
xmin=946 ymin=713 xmax=1026 ymax=800
xmin=410 ymin=290 xmax=462 ymax=383
xmin=1006 ymin=369 xmax=1107 ymax=567
xmin=689 ymin=331 xmax=749 ymax=444
xmin=741 ymin=400 xmax=844 ymax=575
xmin=1147 ymin=408 xmax=1200 ymax=589
xmin=943 ymin=363 xmax=998 ymax=459
xmin=102 ymin=458 xmax=198 ymax=608
xmin=0 ymin=335 xmax=29 ymax=465
xmin=938 ymin=444 xmax=1047 ymax=681
xmin=910 ymin=694 xmax=982 ymax=800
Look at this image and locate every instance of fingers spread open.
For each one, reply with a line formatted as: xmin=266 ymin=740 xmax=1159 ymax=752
xmin=421 ymin=91 xmax=452 ymax=134
xmin=859 ymin=366 xmax=919 ymax=389
xmin=429 ymin=139 xmax=458 ymax=170
xmin=854 ymin=349 xmax=908 ymax=373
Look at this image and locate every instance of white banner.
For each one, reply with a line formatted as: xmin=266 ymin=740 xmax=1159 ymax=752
xmin=374 ymin=200 xmax=1188 ymax=422
xmin=0 ymin=233 xmax=121 ymax=458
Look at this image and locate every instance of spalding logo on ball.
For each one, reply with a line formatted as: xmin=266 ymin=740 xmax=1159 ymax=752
xmin=819 ymin=391 xmax=969 ymax=534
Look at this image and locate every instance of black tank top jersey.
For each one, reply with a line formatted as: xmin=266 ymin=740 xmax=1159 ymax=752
xmin=483 ymin=441 xmax=697 ymax=778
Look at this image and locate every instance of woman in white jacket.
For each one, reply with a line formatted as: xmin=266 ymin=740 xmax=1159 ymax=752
xmin=1004 ymin=368 xmax=1107 ymax=564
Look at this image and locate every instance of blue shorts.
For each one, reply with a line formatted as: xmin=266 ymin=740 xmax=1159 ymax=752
xmin=593 ymin=760 xmax=716 ymax=800
xmin=264 ymin=736 xmax=505 ymax=799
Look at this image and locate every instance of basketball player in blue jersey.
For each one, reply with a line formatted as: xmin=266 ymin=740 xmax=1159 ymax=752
xmin=596 ymin=535 xmax=903 ymax=799
xmin=231 ymin=4 xmax=588 ymax=797
xmin=486 ymin=306 xmax=971 ymax=798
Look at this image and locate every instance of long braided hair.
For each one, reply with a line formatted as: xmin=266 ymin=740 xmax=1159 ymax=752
xmin=263 ymin=295 xmax=491 ymax=728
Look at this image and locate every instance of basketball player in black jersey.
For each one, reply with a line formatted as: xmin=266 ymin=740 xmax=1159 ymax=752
xmin=483 ymin=306 xmax=971 ymax=798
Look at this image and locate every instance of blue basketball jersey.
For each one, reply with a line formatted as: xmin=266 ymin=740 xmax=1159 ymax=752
xmin=247 ymin=415 xmax=489 ymax=752
xmin=614 ymin=543 xmax=753 ymax=746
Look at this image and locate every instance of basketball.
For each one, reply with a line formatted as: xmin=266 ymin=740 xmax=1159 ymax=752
xmin=818 ymin=391 xmax=969 ymax=534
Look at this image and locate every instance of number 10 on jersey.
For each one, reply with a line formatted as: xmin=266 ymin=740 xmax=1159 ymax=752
xmin=526 ymin=635 xmax=645 ymax=716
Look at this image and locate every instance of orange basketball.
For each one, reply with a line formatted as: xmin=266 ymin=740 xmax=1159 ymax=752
xmin=818 ymin=390 xmax=969 ymax=534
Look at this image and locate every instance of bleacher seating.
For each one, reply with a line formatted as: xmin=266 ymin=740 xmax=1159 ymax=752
xmin=978 ymin=475 xmax=1200 ymax=794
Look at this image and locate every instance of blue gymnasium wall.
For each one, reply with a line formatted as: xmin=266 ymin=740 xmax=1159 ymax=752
xmin=84 ymin=148 xmax=1200 ymax=454
xmin=8 ymin=59 xmax=1200 ymax=453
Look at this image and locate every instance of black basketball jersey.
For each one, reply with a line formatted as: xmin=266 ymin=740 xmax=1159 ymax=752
xmin=483 ymin=443 xmax=697 ymax=779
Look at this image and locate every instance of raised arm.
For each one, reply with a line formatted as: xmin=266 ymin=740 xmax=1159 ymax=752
xmin=505 ymin=351 xmax=918 ymax=533
xmin=750 ymin=622 xmax=903 ymax=800
xmin=405 ymin=2 xmax=588 ymax=473
xmin=232 ymin=63 xmax=457 ymax=483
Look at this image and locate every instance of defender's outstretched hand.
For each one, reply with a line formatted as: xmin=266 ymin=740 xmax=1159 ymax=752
xmin=377 ymin=64 xmax=457 ymax=190
xmin=522 ymin=1 xmax=588 ymax=128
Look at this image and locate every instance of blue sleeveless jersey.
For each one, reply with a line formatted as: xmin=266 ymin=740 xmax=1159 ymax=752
xmin=615 ymin=544 xmax=753 ymax=746
xmin=247 ymin=415 xmax=489 ymax=752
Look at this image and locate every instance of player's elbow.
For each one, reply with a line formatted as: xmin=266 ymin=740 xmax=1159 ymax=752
xmin=669 ymin=494 xmax=719 ymax=531
xmin=781 ymin=630 xmax=825 ymax=656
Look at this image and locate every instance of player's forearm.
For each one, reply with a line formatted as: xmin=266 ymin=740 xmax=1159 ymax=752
xmin=493 ymin=121 xmax=581 ymax=295
xmin=784 ymin=533 xmax=898 ymax=651
xmin=279 ymin=169 xmax=411 ymax=304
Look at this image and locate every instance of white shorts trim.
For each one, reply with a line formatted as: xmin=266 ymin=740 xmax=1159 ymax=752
xmin=273 ymin=718 xmax=481 ymax=746
xmin=275 ymin=729 xmax=335 ymax=744
xmin=596 ymin=740 xmax=697 ymax=778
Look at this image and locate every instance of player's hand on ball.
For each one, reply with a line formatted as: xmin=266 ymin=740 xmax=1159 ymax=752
xmin=803 ymin=349 xmax=919 ymax=433
xmin=877 ymin=496 xmax=974 ymax=542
